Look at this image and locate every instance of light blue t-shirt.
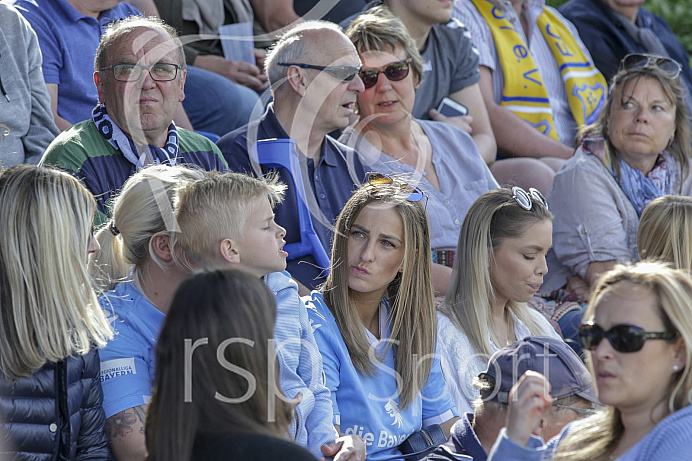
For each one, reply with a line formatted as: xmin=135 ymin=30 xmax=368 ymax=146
xmin=305 ymin=292 xmax=458 ymax=461
xmin=98 ymin=281 xmax=163 ymax=419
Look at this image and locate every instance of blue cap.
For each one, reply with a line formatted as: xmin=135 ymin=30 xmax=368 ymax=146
xmin=478 ymin=336 xmax=599 ymax=405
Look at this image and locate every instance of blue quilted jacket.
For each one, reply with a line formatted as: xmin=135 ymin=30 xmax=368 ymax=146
xmin=0 ymin=346 xmax=109 ymax=460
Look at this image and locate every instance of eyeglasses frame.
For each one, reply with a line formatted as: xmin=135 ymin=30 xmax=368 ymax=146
xmin=100 ymin=63 xmax=181 ymax=82
xmin=277 ymin=62 xmax=363 ymax=82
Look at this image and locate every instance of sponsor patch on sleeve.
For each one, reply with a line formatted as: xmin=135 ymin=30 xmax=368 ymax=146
xmin=100 ymin=358 xmax=136 ymax=382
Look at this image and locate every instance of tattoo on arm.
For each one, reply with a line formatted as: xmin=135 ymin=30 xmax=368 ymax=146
xmin=106 ymin=405 xmax=147 ymax=440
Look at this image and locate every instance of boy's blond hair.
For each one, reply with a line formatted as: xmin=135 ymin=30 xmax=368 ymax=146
xmin=176 ymin=171 xmax=286 ymax=266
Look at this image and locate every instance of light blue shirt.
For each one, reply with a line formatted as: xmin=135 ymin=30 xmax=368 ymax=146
xmin=99 ymin=281 xmax=163 ymax=419
xmin=264 ymin=271 xmax=338 ymax=456
xmin=305 ymin=292 xmax=458 ymax=461
xmin=340 ymin=120 xmax=497 ymax=250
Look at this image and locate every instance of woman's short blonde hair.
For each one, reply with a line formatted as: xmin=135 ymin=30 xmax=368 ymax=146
xmin=0 ymin=165 xmax=111 ymax=380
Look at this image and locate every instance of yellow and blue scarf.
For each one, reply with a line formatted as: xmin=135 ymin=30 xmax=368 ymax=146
xmin=471 ymin=0 xmax=607 ymax=139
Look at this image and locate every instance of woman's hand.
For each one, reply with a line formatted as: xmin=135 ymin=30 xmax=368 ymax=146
xmin=505 ymin=371 xmax=553 ymax=447
xmin=320 ymin=434 xmax=367 ymax=461
xmin=566 ymin=274 xmax=591 ymax=303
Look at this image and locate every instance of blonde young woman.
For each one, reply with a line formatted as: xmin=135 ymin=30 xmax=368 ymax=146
xmin=305 ymin=174 xmax=458 ymax=461
xmin=438 ymin=187 xmax=561 ymax=415
xmin=492 ymin=261 xmax=692 ymax=460
xmin=0 ymin=165 xmax=112 ymax=459
xmin=637 ymin=195 xmax=692 ymax=270
xmin=89 ymin=164 xmax=204 ymax=460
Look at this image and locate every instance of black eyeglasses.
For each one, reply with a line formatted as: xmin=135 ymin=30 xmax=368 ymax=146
xmin=579 ymin=323 xmax=678 ymax=353
xmin=277 ymin=62 xmax=362 ymax=82
xmin=360 ymin=58 xmax=412 ymax=89
xmin=100 ymin=63 xmax=180 ymax=82
xmin=511 ymin=186 xmax=548 ymax=211
xmin=367 ymin=172 xmax=427 ymax=204
xmin=619 ymin=53 xmax=682 ymax=79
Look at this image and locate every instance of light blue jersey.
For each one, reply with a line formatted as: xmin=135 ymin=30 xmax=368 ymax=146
xmin=305 ymin=292 xmax=458 ymax=461
xmin=99 ymin=281 xmax=163 ymax=419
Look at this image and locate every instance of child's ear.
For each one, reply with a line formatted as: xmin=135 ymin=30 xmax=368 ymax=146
xmin=219 ymin=238 xmax=240 ymax=264
xmin=151 ymin=234 xmax=174 ymax=262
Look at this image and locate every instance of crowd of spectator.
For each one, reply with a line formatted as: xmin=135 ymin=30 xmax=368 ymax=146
xmin=2 ymin=0 xmax=692 ymax=460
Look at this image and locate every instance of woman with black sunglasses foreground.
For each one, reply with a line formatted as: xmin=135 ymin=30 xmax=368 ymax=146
xmin=488 ymin=261 xmax=692 ymax=460
xmin=543 ymin=54 xmax=692 ymax=300
xmin=337 ymin=7 xmax=497 ymax=295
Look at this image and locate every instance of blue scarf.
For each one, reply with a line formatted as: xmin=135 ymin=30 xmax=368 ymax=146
xmin=612 ymin=150 xmax=676 ymax=217
xmin=91 ymin=104 xmax=180 ymax=169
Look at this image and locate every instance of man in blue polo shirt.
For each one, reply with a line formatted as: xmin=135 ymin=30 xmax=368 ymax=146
xmin=217 ymin=20 xmax=368 ymax=294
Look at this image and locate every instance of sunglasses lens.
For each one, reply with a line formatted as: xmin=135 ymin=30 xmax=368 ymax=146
xmin=385 ymin=62 xmax=410 ymax=81
xmin=361 ymin=71 xmax=378 ymax=89
xmin=579 ymin=324 xmax=602 ymax=351
xmin=404 ymin=185 xmax=424 ymax=202
xmin=623 ymin=54 xmax=647 ymax=71
xmin=657 ymin=59 xmax=682 ymax=78
xmin=512 ymin=187 xmax=532 ymax=210
xmin=609 ymin=326 xmax=646 ymax=353
xmin=332 ymin=66 xmax=358 ymax=81
xmin=529 ymin=188 xmax=548 ymax=210
xmin=368 ymin=173 xmax=393 ymax=187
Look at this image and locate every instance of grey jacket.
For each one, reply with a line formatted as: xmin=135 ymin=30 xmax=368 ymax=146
xmin=543 ymin=141 xmax=692 ymax=291
xmin=0 ymin=3 xmax=58 ymax=167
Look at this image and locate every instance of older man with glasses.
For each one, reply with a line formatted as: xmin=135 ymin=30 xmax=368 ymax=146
xmin=217 ymin=20 xmax=369 ymax=294
xmin=40 ymin=16 xmax=228 ymax=226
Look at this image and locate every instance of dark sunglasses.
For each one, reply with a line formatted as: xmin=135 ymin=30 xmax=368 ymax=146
xmin=619 ymin=53 xmax=682 ymax=79
xmin=360 ymin=59 xmax=412 ymax=89
xmin=277 ymin=62 xmax=362 ymax=82
xmin=579 ymin=323 xmax=678 ymax=353
xmin=511 ymin=186 xmax=548 ymax=211
xmin=367 ymin=172 xmax=427 ymax=204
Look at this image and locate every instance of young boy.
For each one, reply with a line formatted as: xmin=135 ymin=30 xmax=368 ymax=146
xmin=176 ymin=171 xmax=364 ymax=460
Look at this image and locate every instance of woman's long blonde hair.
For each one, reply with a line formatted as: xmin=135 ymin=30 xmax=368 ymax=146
xmin=323 ymin=177 xmax=435 ymax=409
xmin=0 ymin=165 xmax=112 ymax=380
xmin=554 ymin=262 xmax=692 ymax=460
xmin=439 ymin=188 xmax=554 ymax=359
xmin=638 ymin=195 xmax=692 ymax=271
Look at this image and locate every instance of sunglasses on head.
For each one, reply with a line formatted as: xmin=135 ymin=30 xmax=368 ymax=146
xmin=579 ymin=322 xmax=678 ymax=353
xmin=277 ymin=62 xmax=363 ymax=82
xmin=619 ymin=53 xmax=682 ymax=79
xmin=360 ymin=59 xmax=412 ymax=89
xmin=511 ymin=186 xmax=548 ymax=211
xmin=366 ymin=172 xmax=427 ymax=204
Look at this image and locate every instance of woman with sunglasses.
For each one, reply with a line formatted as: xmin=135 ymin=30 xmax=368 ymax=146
xmin=490 ymin=261 xmax=692 ymax=460
xmin=304 ymin=175 xmax=458 ymax=461
xmin=438 ymin=187 xmax=562 ymax=415
xmin=340 ymin=7 xmax=498 ymax=294
xmin=543 ymin=54 xmax=692 ymax=301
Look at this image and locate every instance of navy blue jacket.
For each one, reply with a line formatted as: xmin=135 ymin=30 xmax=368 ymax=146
xmin=559 ymin=0 xmax=692 ymax=94
xmin=0 ymin=347 xmax=109 ymax=460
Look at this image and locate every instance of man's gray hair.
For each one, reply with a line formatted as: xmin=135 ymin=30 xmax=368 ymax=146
xmin=94 ymin=16 xmax=186 ymax=72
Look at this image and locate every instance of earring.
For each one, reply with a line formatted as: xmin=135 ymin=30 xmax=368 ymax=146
xmin=673 ymin=365 xmax=680 ymax=372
